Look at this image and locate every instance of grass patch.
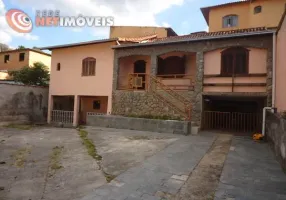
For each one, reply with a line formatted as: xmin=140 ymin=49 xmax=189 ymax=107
xmin=124 ymin=114 xmax=183 ymax=121
xmin=11 ymin=147 xmax=31 ymax=167
xmin=79 ymin=130 xmax=102 ymax=161
xmin=103 ymin=171 xmax=116 ymax=183
xmin=4 ymin=124 xmax=33 ymax=130
xmin=78 ymin=129 xmax=115 ymax=183
xmin=48 ymin=146 xmax=64 ymax=177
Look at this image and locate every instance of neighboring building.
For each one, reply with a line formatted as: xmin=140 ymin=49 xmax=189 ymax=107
xmin=0 ymin=48 xmax=51 ymax=79
xmin=201 ymin=0 xmax=286 ymax=32
xmin=275 ymin=9 xmax=286 ymax=112
xmin=110 ymin=26 xmax=177 ymax=38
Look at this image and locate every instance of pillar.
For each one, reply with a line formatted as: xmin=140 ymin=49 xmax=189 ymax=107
xmin=47 ymin=95 xmax=53 ymax=124
xmin=73 ymin=95 xmax=80 ymax=127
xmin=150 ymin=54 xmax=158 ymax=76
xmin=191 ymin=51 xmax=204 ymax=128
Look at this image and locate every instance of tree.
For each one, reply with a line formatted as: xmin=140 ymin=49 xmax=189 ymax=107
xmin=8 ymin=62 xmax=50 ymax=86
xmin=17 ymin=45 xmax=26 ymax=49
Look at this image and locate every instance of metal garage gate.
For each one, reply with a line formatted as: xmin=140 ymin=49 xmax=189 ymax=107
xmin=203 ymin=111 xmax=262 ymax=133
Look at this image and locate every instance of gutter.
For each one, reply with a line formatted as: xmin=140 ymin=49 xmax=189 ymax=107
xmin=272 ymin=32 xmax=277 ymax=107
xmin=112 ymin=30 xmax=275 ymax=49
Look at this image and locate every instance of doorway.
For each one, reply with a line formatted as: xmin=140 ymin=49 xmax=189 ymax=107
xmin=134 ymin=60 xmax=146 ymax=90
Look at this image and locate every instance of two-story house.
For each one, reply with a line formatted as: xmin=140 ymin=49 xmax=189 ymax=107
xmin=42 ymin=26 xmax=177 ymax=126
xmin=111 ymin=0 xmax=286 ymax=134
xmin=44 ymin=0 xmax=286 ymax=135
xmin=0 ymin=48 xmax=51 ymax=80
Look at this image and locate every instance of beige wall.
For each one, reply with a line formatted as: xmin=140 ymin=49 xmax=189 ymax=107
xmin=0 ymin=50 xmax=29 ymax=70
xmin=276 ymin=13 xmax=286 ymax=111
xmin=28 ymin=51 xmax=51 ymax=70
xmin=49 ymin=41 xmax=115 ymax=115
xmin=0 ymin=50 xmax=51 ymax=72
xmin=110 ymin=26 xmax=169 ymax=38
xmin=208 ymin=0 xmax=286 ymax=32
xmin=203 ymin=47 xmax=268 ymax=93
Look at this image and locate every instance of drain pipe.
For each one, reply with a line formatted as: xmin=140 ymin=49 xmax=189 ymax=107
xmin=262 ymin=32 xmax=277 ymax=137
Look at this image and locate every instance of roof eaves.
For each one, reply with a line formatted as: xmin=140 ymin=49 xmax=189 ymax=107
xmin=277 ymin=8 xmax=286 ymax=33
xmin=40 ymin=38 xmax=117 ymax=50
xmin=112 ymin=30 xmax=275 ymax=49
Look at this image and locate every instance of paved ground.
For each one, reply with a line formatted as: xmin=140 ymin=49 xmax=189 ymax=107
xmin=1 ymin=127 xmax=286 ymax=200
xmin=0 ymin=126 xmax=180 ymax=200
xmin=215 ymin=137 xmax=286 ymax=200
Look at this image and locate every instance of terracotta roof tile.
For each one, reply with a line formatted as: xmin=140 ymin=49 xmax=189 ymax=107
xmin=149 ymin=27 xmax=272 ymax=43
xmin=118 ymin=34 xmax=157 ymax=43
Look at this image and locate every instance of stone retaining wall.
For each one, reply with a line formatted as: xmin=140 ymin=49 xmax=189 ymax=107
xmin=86 ymin=115 xmax=192 ymax=135
xmin=266 ymin=111 xmax=286 ymax=171
xmin=112 ymin=90 xmax=193 ymax=119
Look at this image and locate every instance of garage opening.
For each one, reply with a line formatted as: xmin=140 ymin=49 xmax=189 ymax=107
xmin=202 ymin=96 xmax=266 ymax=134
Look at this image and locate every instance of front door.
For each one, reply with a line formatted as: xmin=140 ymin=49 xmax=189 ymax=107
xmin=134 ymin=60 xmax=146 ymax=90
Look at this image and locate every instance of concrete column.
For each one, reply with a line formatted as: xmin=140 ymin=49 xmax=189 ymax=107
xmin=150 ymin=54 xmax=158 ymax=76
xmin=73 ymin=95 xmax=80 ymax=127
xmin=47 ymin=95 xmax=53 ymax=124
xmin=191 ymin=51 xmax=204 ymax=128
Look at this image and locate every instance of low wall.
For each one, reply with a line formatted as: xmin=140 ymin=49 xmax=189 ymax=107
xmin=266 ymin=111 xmax=286 ymax=170
xmin=0 ymin=83 xmax=49 ymax=125
xmin=87 ymin=115 xmax=192 ymax=135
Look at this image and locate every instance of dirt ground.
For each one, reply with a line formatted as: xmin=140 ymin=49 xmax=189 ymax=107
xmin=0 ymin=126 xmax=180 ymax=200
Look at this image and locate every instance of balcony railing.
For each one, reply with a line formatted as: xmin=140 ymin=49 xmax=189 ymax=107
xmin=156 ymin=74 xmax=194 ymax=91
xmin=117 ymin=73 xmax=194 ymax=91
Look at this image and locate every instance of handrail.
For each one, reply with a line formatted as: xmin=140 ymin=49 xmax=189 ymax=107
xmin=156 ymin=74 xmax=192 ymax=79
xmin=149 ymin=75 xmax=192 ymax=120
xmin=149 ymin=75 xmax=192 ymax=108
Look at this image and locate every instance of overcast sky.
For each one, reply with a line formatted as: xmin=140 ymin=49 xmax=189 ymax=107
xmin=0 ymin=0 xmax=239 ymax=48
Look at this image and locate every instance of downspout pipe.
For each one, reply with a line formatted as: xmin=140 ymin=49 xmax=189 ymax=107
xmin=262 ymin=33 xmax=277 ymax=137
xmin=272 ymin=32 xmax=277 ymax=107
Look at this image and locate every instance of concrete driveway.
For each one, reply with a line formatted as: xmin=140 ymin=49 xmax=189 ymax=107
xmin=0 ymin=126 xmax=286 ymax=200
xmin=0 ymin=126 xmax=182 ymax=200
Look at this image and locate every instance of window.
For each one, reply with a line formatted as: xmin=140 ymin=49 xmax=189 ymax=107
xmin=254 ymin=6 xmax=262 ymax=14
xmin=82 ymin=57 xmax=96 ymax=76
xmin=93 ymin=100 xmax=101 ymax=110
xmin=221 ymin=47 xmax=249 ymax=76
xmin=223 ymin=15 xmax=238 ymax=28
xmin=57 ymin=63 xmax=61 ymax=71
xmin=4 ymin=55 xmax=9 ymax=63
xmin=19 ymin=53 xmax=25 ymax=61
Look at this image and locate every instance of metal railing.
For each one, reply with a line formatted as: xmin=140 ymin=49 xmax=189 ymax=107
xmin=203 ymin=111 xmax=262 ymax=132
xmin=149 ymin=75 xmax=192 ymax=120
xmin=51 ymin=110 xmax=74 ymax=124
xmin=117 ymin=73 xmax=149 ymax=90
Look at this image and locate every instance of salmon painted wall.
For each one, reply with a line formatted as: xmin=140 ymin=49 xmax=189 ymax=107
xmin=80 ymin=96 xmax=108 ymax=122
xmin=0 ymin=50 xmax=29 ymax=70
xmin=49 ymin=41 xmax=115 ymax=113
xmin=208 ymin=0 xmax=286 ymax=32
xmin=110 ymin=26 xmax=170 ymax=38
xmin=203 ymin=47 xmax=267 ymax=93
xmin=276 ymin=14 xmax=286 ymax=111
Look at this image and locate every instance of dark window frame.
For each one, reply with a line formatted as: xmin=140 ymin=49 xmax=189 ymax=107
xmin=254 ymin=6 xmax=262 ymax=14
xmin=19 ymin=53 xmax=25 ymax=61
xmin=4 ymin=55 xmax=9 ymax=63
xmin=221 ymin=47 xmax=249 ymax=76
xmin=222 ymin=15 xmax=238 ymax=28
xmin=93 ymin=100 xmax=101 ymax=110
xmin=82 ymin=57 xmax=96 ymax=76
